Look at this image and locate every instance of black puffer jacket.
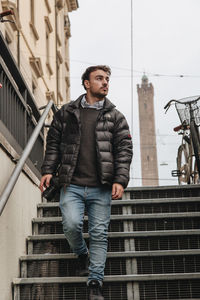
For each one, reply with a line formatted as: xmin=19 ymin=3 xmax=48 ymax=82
xmin=41 ymin=95 xmax=133 ymax=188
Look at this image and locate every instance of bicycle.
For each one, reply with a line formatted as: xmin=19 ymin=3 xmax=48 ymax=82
xmin=164 ymin=95 xmax=200 ymax=185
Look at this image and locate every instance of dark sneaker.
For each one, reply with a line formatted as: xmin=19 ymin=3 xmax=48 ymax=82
xmin=77 ymin=253 xmax=89 ymax=276
xmin=88 ymin=280 xmax=104 ymax=300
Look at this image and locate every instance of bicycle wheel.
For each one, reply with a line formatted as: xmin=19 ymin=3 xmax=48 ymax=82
xmin=193 ymin=159 xmax=199 ymax=184
xmin=190 ymin=120 xmax=200 ymax=177
xmin=177 ymin=144 xmax=190 ymax=184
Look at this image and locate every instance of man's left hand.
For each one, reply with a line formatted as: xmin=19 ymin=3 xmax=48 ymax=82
xmin=112 ymin=183 xmax=124 ymax=199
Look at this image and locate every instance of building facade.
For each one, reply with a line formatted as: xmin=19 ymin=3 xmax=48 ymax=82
xmin=0 ymin=0 xmax=78 ymax=107
xmin=0 ymin=1 xmax=78 ymax=299
xmin=137 ymin=75 xmax=159 ymax=186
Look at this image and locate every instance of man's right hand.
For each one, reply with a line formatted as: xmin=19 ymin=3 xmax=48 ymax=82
xmin=39 ymin=174 xmax=53 ymax=192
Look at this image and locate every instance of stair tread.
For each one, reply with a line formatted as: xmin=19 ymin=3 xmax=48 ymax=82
xmin=13 ymin=272 xmax=200 ymax=285
xmin=126 ymin=184 xmax=200 ymax=191
xmin=19 ymin=249 xmax=200 ymax=261
xmin=38 ymin=196 xmax=200 ymax=208
xmin=27 ymin=229 xmax=200 ymax=240
xmin=33 ymin=211 xmax=200 ymax=223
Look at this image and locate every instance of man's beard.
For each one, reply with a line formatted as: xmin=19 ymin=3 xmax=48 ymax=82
xmin=91 ymin=90 xmax=108 ymax=100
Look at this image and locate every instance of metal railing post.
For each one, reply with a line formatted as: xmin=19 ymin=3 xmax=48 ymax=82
xmin=0 ymin=100 xmax=54 ymax=216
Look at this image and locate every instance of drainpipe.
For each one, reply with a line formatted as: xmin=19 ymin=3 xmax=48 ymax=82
xmin=55 ymin=0 xmax=58 ymax=105
xmin=17 ymin=0 xmax=20 ymax=67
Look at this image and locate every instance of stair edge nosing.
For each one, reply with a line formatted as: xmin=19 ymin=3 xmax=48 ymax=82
xmin=13 ymin=272 xmax=200 ymax=285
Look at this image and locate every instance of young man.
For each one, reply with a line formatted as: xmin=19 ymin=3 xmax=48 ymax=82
xmin=40 ymin=65 xmax=133 ymax=300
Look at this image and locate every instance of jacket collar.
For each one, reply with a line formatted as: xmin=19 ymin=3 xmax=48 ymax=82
xmin=66 ymin=94 xmax=116 ymax=113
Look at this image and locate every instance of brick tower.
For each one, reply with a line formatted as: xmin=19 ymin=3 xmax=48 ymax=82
xmin=137 ymin=75 xmax=159 ymax=186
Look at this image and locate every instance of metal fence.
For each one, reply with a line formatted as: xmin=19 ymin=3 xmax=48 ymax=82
xmin=0 ymin=31 xmax=44 ymax=176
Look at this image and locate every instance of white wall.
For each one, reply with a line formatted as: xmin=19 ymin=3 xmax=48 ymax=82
xmin=0 ymin=148 xmax=41 ymax=300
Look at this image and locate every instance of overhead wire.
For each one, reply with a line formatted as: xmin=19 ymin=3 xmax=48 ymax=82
xmin=19 ymin=50 xmax=200 ymax=79
xmin=130 ymin=0 xmax=134 ymax=185
xmin=130 ymin=0 xmax=134 ymax=137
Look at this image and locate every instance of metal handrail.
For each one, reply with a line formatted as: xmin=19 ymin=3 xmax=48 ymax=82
xmin=0 ymin=100 xmax=54 ymax=216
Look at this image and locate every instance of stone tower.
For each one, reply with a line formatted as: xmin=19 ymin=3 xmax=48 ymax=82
xmin=137 ymin=75 xmax=159 ymax=186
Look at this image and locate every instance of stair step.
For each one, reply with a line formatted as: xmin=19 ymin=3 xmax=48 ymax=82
xmin=28 ymin=229 xmax=200 ymax=240
xmin=19 ymin=251 xmax=200 ymax=278
xmin=38 ymin=198 xmax=200 ymax=220
xmin=13 ymin=273 xmax=200 ymax=284
xmin=27 ymin=231 xmax=200 ymax=254
xmin=13 ymin=281 xmax=128 ymax=300
xmin=13 ymin=279 xmax=200 ymax=300
xmin=19 ymin=249 xmax=200 ymax=261
xmin=127 ymin=184 xmax=200 ymax=199
xmin=33 ymin=212 xmax=200 ymax=235
xmin=33 ymin=212 xmax=200 ymax=223
xmin=38 ymin=196 xmax=200 ymax=207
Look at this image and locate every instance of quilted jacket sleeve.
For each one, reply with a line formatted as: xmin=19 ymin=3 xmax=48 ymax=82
xmin=113 ymin=111 xmax=133 ymax=188
xmin=41 ymin=110 xmax=63 ymax=175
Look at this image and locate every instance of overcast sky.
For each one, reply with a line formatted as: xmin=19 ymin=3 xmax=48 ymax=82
xmin=69 ymin=0 xmax=200 ymax=187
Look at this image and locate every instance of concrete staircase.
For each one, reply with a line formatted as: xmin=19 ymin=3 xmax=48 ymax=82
xmin=13 ymin=185 xmax=200 ymax=300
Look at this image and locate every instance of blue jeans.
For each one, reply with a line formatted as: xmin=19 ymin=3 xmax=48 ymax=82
xmin=59 ymin=184 xmax=112 ymax=283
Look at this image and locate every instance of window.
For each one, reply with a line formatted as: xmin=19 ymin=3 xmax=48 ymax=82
xmin=30 ymin=0 xmax=34 ymax=25
xmin=44 ymin=0 xmax=51 ymax=13
xmin=64 ymin=15 xmax=71 ymax=38
xmin=57 ymin=62 xmax=64 ymax=103
xmin=5 ymin=30 xmax=12 ymax=45
xmin=30 ymin=0 xmax=39 ymax=40
xmin=45 ymin=16 xmax=53 ymax=75
xmin=29 ymin=57 xmax=43 ymax=78
xmin=32 ymin=80 xmax=37 ymax=95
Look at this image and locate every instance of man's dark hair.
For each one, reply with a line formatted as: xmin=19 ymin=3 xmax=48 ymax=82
xmin=81 ymin=65 xmax=111 ymax=90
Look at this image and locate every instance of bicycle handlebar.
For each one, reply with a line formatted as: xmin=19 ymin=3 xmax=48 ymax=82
xmin=164 ymin=96 xmax=200 ymax=112
xmin=164 ymin=99 xmax=177 ymax=113
xmin=164 ymin=100 xmax=175 ymax=110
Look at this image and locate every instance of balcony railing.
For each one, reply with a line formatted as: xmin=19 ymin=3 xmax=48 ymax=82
xmin=0 ymin=31 xmax=44 ymax=177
